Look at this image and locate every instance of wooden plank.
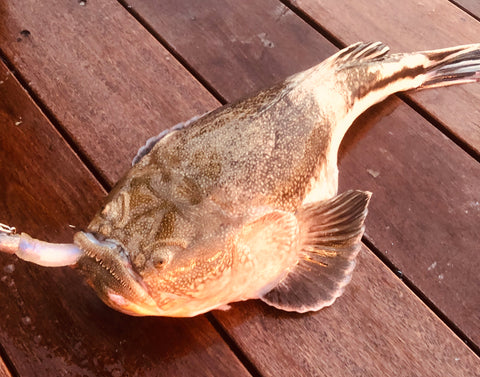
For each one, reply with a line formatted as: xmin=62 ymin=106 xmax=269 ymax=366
xmin=125 ymin=0 xmax=337 ymax=100
xmin=119 ymin=0 xmax=480 ymax=345
xmin=290 ymin=0 xmax=480 ymax=154
xmin=0 ymin=0 xmax=218 ymax=184
xmin=214 ymin=246 xmax=480 ymax=377
xmin=454 ymin=0 xmax=480 ymax=18
xmin=0 ymin=62 xmax=250 ymax=376
xmin=1 ymin=0 xmax=479 ymax=374
xmin=339 ymin=97 xmax=480 ymax=344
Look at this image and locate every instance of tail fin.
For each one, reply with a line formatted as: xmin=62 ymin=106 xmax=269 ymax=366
xmin=327 ymin=42 xmax=480 ymax=123
xmin=420 ymin=44 xmax=480 ymax=89
xmin=321 ymin=42 xmax=479 ymax=167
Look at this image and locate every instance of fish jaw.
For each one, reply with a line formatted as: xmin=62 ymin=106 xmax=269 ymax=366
xmin=74 ymin=231 xmax=163 ymax=316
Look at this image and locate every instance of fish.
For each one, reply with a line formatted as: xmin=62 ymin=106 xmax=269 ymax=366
xmin=1 ymin=42 xmax=479 ymax=317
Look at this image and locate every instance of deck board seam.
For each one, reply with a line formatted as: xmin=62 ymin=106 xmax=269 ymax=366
xmin=362 ymin=235 xmax=480 ymax=357
xmin=116 ymin=0 xmax=228 ymax=105
xmin=0 ymin=341 xmax=18 ymax=377
xmin=279 ymin=0 xmax=480 ymax=163
xmin=449 ymin=0 xmax=480 ymax=22
xmin=398 ymin=93 xmax=480 ymax=163
xmin=0 ymin=49 xmax=112 ymax=193
xmin=206 ymin=313 xmax=263 ymax=377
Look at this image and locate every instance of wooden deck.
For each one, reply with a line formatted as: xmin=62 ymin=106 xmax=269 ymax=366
xmin=0 ymin=0 xmax=479 ymax=375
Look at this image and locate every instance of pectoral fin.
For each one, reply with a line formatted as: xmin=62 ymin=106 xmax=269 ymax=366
xmin=261 ymin=190 xmax=371 ymax=312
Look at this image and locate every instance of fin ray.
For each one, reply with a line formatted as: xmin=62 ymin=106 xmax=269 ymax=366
xmin=261 ymin=190 xmax=371 ymax=312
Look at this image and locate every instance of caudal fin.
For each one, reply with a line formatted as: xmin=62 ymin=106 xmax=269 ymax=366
xmin=323 ymin=42 xmax=480 ymax=145
xmin=419 ymin=44 xmax=480 ymax=89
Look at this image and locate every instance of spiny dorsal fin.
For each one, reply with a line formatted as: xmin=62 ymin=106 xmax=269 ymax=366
xmin=331 ymin=41 xmax=390 ymax=68
xmin=132 ymin=113 xmax=208 ymax=166
xmin=261 ymin=190 xmax=371 ymax=313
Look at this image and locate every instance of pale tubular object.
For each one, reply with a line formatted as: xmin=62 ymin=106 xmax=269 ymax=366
xmin=0 ymin=231 xmax=83 ymax=267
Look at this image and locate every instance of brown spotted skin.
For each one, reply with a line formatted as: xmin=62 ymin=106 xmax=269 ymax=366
xmin=74 ymin=42 xmax=480 ymax=316
xmin=84 ymin=76 xmax=334 ymax=316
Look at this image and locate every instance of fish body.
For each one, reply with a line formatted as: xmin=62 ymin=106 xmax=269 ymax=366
xmin=1 ymin=42 xmax=479 ymax=316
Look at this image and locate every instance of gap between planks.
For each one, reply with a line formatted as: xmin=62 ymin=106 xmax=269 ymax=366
xmin=362 ymin=236 xmax=480 ymax=357
xmin=114 ymin=0 xmax=480 ymax=359
xmin=449 ymin=0 xmax=480 ymax=22
xmin=278 ymin=0 xmax=480 ymax=163
xmin=0 ymin=49 xmax=111 ymax=193
xmin=1 ymin=0 xmax=478 ymax=368
xmin=117 ymin=0 xmax=228 ymax=105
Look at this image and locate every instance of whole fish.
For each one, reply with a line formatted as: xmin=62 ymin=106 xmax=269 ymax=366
xmin=1 ymin=42 xmax=479 ymax=316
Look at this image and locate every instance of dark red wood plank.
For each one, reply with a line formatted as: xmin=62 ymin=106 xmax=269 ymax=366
xmin=119 ymin=0 xmax=480 ymax=345
xmin=339 ymin=97 xmax=480 ymax=344
xmin=214 ymin=247 xmax=480 ymax=377
xmin=0 ymin=62 xmax=250 ymax=376
xmin=454 ymin=0 xmax=480 ymax=18
xmin=126 ymin=0 xmax=337 ymax=100
xmin=0 ymin=0 xmax=218 ymax=184
xmin=290 ymin=0 xmax=480 ymax=154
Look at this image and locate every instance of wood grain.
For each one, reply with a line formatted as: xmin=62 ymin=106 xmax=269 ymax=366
xmin=0 ymin=0 xmax=479 ymax=375
xmin=125 ymin=0 xmax=337 ymax=100
xmin=0 ymin=0 xmax=218 ymax=184
xmin=454 ymin=0 xmax=480 ymax=17
xmin=119 ymin=0 xmax=480 ymax=345
xmin=290 ymin=0 xmax=480 ymax=154
xmin=214 ymin=246 xmax=480 ymax=377
xmin=0 ymin=62 xmax=250 ymax=376
xmin=339 ymin=96 xmax=480 ymax=344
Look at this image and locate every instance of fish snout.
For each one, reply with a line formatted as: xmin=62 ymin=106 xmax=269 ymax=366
xmin=73 ymin=231 xmax=162 ymax=316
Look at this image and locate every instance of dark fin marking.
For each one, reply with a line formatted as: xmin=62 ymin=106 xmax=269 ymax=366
xmin=420 ymin=44 xmax=480 ymax=89
xmin=330 ymin=42 xmax=479 ymax=104
xmin=261 ymin=190 xmax=371 ymax=313
xmin=333 ymin=41 xmax=390 ymax=67
xmin=132 ymin=113 xmax=208 ymax=166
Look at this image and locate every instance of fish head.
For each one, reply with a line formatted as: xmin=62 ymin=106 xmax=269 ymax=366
xmin=73 ymin=226 xmax=236 ymax=317
xmin=73 ymin=231 xmax=163 ymax=316
xmin=73 ymin=170 xmax=239 ymax=316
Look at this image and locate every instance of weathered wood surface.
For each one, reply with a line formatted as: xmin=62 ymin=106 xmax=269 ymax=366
xmin=0 ymin=62 xmax=250 ymax=376
xmin=126 ymin=0 xmax=337 ymax=100
xmin=122 ymin=0 xmax=480 ymax=346
xmin=0 ymin=0 xmax=218 ymax=184
xmin=455 ymin=0 xmax=480 ymax=17
xmin=291 ymin=0 xmax=480 ymax=155
xmin=215 ymin=246 xmax=480 ymax=377
xmin=0 ymin=0 xmax=479 ymax=376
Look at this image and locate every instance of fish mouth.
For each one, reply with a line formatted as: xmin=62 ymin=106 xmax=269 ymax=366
xmin=73 ymin=231 xmax=162 ymax=316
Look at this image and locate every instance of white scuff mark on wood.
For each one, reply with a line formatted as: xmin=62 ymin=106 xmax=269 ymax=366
xmin=367 ymin=168 xmax=380 ymax=178
xmin=427 ymin=261 xmax=437 ymax=271
xmin=3 ymin=264 xmax=15 ymax=274
xmin=257 ymin=33 xmax=275 ymax=48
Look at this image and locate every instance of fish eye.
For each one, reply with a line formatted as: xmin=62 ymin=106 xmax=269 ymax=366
xmin=154 ymin=258 xmax=166 ymax=268
xmin=152 ymin=248 xmax=173 ymax=269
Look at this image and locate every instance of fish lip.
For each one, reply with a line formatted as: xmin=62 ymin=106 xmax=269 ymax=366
xmin=74 ymin=231 xmax=162 ymax=316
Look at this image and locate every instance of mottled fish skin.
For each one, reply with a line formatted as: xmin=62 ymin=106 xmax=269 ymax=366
xmin=85 ymin=79 xmax=329 ymax=316
xmin=74 ymin=42 xmax=480 ymax=317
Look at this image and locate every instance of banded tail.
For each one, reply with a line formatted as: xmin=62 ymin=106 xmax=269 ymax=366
xmin=322 ymin=41 xmax=480 ymax=155
xmin=333 ymin=41 xmax=480 ymax=99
